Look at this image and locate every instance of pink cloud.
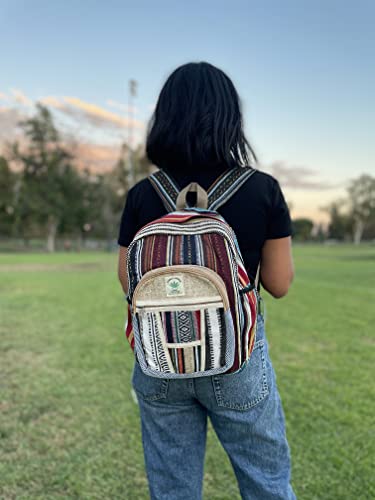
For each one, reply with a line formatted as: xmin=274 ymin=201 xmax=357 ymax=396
xmin=265 ymin=161 xmax=339 ymax=190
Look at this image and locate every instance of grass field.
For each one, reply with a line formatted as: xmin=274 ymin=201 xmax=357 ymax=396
xmin=0 ymin=245 xmax=374 ymax=499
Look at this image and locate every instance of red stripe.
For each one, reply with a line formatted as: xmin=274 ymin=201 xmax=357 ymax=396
xmin=125 ymin=304 xmax=135 ymax=351
xmin=139 ymin=211 xmax=223 ymax=230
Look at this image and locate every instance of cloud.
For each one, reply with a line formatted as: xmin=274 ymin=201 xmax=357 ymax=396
xmin=41 ymin=96 xmax=64 ymax=109
xmin=264 ymin=161 xmax=339 ymax=190
xmin=0 ymin=90 xmax=147 ymax=170
xmin=0 ymin=89 xmax=146 ymax=144
xmin=106 ymin=99 xmax=138 ymax=114
xmin=0 ymin=104 xmax=123 ymax=171
xmin=40 ymin=95 xmax=144 ymax=131
xmin=0 ymin=107 xmax=29 ymax=143
xmin=10 ymin=88 xmax=33 ymax=106
xmin=68 ymin=141 xmax=123 ymax=173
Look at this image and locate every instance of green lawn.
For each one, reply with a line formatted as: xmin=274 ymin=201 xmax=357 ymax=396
xmin=0 ymin=246 xmax=374 ymax=499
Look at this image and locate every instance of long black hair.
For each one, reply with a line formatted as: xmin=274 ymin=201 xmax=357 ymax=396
xmin=146 ymin=61 xmax=258 ymax=172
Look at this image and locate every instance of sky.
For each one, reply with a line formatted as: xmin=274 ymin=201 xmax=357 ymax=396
xmin=0 ymin=0 xmax=374 ymax=224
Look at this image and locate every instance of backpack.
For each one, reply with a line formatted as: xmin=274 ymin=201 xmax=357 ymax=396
xmin=124 ymin=166 xmax=261 ymax=379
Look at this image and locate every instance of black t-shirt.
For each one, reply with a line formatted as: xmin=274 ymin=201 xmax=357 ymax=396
xmin=117 ymin=165 xmax=292 ymax=282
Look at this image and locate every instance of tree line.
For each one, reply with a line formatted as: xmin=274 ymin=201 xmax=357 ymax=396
xmin=0 ymin=103 xmax=150 ymax=251
xmin=292 ymin=174 xmax=375 ymax=243
xmin=0 ymin=103 xmax=374 ymax=250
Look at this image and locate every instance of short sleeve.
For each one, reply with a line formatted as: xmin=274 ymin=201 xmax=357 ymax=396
xmin=265 ymin=179 xmax=293 ymax=239
xmin=117 ymin=188 xmax=138 ymax=247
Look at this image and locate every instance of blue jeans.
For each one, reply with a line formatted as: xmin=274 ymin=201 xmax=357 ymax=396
xmin=131 ymin=312 xmax=296 ymax=499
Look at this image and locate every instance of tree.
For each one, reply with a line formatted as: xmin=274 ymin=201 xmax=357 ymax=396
xmin=110 ymin=143 xmax=133 ymax=211
xmin=110 ymin=142 xmax=152 ymax=214
xmin=347 ymin=174 xmax=375 ymax=244
xmin=321 ymin=201 xmax=352 ymax=241
xmin=292 ymin=218 xmax=314 ymax=241
xmin=7 ymin=103 xmax=84 ymax=252
xmin=103 ymin=142 xmax=152 ymax=247
xmin=313 ymin=224 xmax=327 ymax=242
xmin=133 ymin=143 xmax=152 ymax=184
xmin=0 ymin=156 xmax=17 ymax=237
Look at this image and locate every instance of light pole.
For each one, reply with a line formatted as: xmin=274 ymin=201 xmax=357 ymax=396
xmin=127 ymin=79 xmax=138 ymax=186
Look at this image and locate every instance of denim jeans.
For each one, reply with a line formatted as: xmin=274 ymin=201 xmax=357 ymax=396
xmin=131 ymin=312 xmax=296 ymax=500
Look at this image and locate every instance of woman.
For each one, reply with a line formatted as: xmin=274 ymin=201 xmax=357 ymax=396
xmin=117 ymin=61 xmax=296 ymax=500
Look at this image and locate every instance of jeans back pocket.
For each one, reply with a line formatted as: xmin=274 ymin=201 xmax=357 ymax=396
xmin=212 ymin=338 xmax=270 ymax=411
xmin=131 ymin=361 xmax=169 ymax=401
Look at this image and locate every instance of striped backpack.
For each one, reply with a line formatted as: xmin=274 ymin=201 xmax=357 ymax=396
xmin=124 ymin=166 xmax=261 ymax=378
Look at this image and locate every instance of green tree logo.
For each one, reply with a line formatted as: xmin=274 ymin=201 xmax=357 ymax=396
xmin=166 ymin=277 xmax=184 ymax=296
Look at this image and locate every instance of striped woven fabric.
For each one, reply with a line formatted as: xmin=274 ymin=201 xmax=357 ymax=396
xmin=148 ymin=166 xmax=257 ymax=212
xmin=137 ymin=308 xmax=227 ymax=374
xmin=125 ymin=208 xmax=258 ymax=375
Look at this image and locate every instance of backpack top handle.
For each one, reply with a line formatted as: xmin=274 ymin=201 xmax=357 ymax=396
xmin=175 ymin=182 xmax=208 ymax=210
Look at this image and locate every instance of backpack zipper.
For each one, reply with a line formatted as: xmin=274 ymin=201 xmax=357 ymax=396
xmin=137 ymin=300 xmax=224 ymax=315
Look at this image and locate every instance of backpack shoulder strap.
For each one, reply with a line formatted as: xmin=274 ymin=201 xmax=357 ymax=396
xmin=149 ymin=166 xmax=257 ymax=212
xmin=148 ymin=169 xmax=180 ymax=212
xmin=207 ymin=166 xmax=257 ymax=211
